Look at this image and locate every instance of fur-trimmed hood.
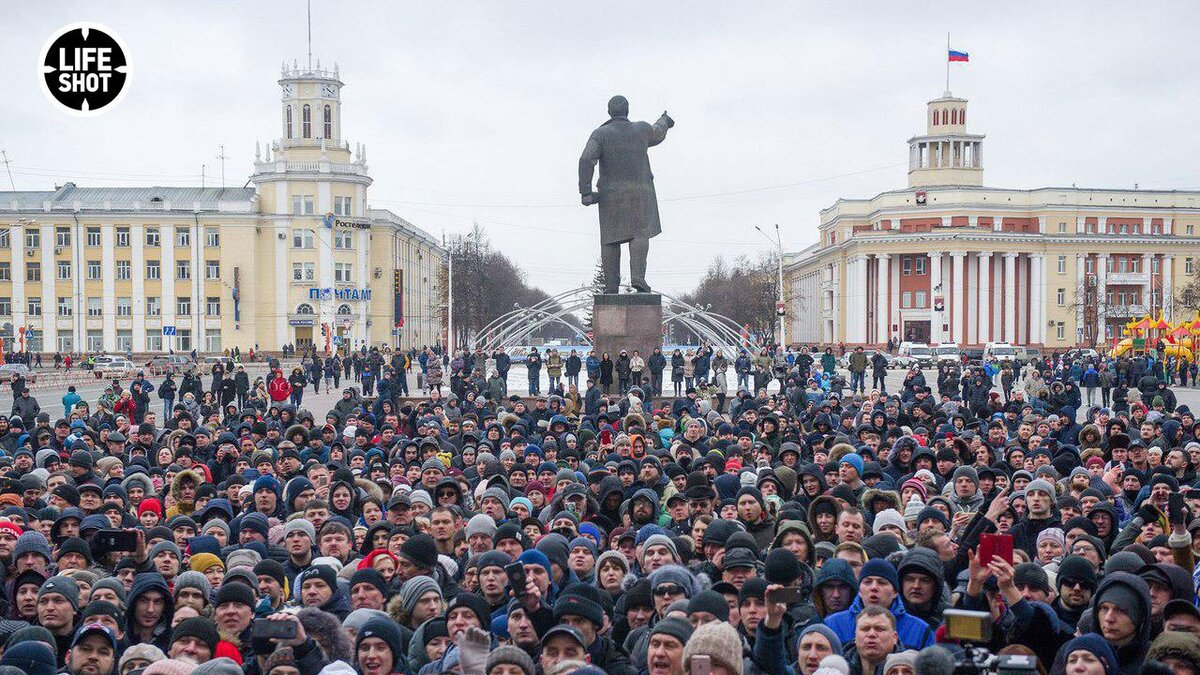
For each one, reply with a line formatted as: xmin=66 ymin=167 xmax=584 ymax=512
xmin=170 ymin=469 xmax=203 ymax=504
xmin=121 ymin=472 xmax=155 ymax=497
xmin=861 ymin=488 xmax=903 ymax=515
xmin=298 ymin=606 xmax=353 ymax=664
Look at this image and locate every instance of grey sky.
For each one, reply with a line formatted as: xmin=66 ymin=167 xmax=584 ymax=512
xmin=4 ymin=2 xmax=1199 ymax=295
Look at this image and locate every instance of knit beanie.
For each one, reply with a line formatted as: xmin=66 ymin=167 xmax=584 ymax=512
xmin=873 ymin=509 xmax=906 ymax=534
xmin=916 ymin=506 xmax=950 ymax=531
xmin=174 ymin=571 xmax=213 ymax=600
xmin=951 ymin=466 xmax=978 ymax=486
xmin=192 ymin=657 xmax=245 ymax=675
xmin=465 ymin=513 xmax=498 ymax=539
xmin=596 ymin=550 xmax=630 ymax=576
xmin=686 ymin=590 xmax=730 ymax=622
xmin=1025 ymin=479 xmax=1055 ymax=497
xmin=859 ymin=559 xmax=899 ymax=591
xmin=283 ymin=518 xmax=316 ymax=542
xmin=215 ymin=581 xmax=256 ymax=609
xmin=1013 ymin=562 xmax=1052 ymax=593
xmin=799 ymin=624 xmax=844 ymax=656
xmin=189 ymin=552 xmax=223 ymax=574
xmin=398 ymin=575 xmax=442 ymax=615
xmin=399 ymin=533 xmax=439 ymax=570
xmin=554 ymin=593 xmax=605 ymax=627
xmin=839 ymin=453 xmax=864 ymax=477
xmin=171 ymin=617 xmax=220 ymax=653
xmin=295 ymin=565 xmax=337 ymax=595
xmin=684 ymin=621 xmax=743 ymax=675
xmin=343 ymin=608 xmax=389 ymax=634
xmin=884 ymin=651 xmax=920 ymax=675
xmin=55 ymin=537 xmax=93 ymax=565
xmin=764 ymin=548 xmax=802 ymax=585
xmin=485 ymin=645 xmax=536 ymax=675
xmin=13 ymin=531 xmax=51 ymax=562
xmin=648 ymin=564 xmax=697 ymax=598
xmin=903 ymin=496 xmax=925 ymax=524
xmin=39 ymin=576 xmax=80 ymax=611
xmin=225 ymin=548 xmax=262 ymax=571
xmin=651 ymin=616 xmax=695 ymax=646
xmin=642 ymin=534 xmax=680 ymax=562
xmin=1057 ymin=555 xmax=1098 ymax=590
xmin=148 ymin=540 xmax=181 ymax=562
xmin=118 ymin=644 xmax=166 ymax=673
xmin=350 ymin=568 xmax=388 ymax=597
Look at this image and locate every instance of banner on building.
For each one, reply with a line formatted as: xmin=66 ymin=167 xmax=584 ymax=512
xmin=394 ymin=270 xmax=405 ymax=329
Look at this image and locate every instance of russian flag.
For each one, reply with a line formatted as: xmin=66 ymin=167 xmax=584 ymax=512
xmin=948 ymin=50 xmax=969 ymax=62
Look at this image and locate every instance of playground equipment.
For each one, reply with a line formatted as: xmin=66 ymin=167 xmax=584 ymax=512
xmin=1106 ymin=312 xmax=1200 ymax=362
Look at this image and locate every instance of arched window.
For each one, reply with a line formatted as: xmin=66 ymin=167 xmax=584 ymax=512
xmin=302 ymin=104 xmax=311 ymax=139
xmin=951 ymin=109 xmax=957 ymax=124
xmin=296 ymin=303 xmax=314 ymax=315
xmin=286 ymin=106 xmax=293 ymax=139
xmin=337 ymin=304 xmax=352 ymax=315
xmin=323 ymin=105 xmax=332 ymax=139
xmin=960 ymin=108 xmax=966 ymax=124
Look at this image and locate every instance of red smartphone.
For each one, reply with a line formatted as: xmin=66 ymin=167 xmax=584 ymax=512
xmin=979 ymin=533 xmax=1013 ymax=566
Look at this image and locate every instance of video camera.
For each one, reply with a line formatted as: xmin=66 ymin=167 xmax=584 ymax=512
xmin=941 ymin=610 xmax=1039 ymax=675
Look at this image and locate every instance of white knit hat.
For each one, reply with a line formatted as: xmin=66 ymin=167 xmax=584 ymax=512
xmin=873 ymin=508 xmax=906 ymax=535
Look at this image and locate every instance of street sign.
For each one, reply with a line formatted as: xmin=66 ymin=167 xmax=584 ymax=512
xmin=333 ymin=336 xmax=343 ymax=346
xmin=162 ymin=326 xmax=176 ymax=336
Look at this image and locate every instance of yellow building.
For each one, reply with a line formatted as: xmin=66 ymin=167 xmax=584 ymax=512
xmin=784 ymin=92 xmax=1200 ymax=349
xmin=0 ymin=59 xmax=445 ymax=355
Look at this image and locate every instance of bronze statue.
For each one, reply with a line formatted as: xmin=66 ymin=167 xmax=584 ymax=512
xmin=579 ymin=95 xmax=674 ymax=293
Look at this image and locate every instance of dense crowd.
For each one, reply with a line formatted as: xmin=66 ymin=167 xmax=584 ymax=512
xmin=0 ymin=342 xmax=1196 ymax=675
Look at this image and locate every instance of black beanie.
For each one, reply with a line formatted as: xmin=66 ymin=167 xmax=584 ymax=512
xmin=350 ymin=568 xmax=388 ymax=597
xmin=554 ymin=593 xmax=605 ymax=627
xmin=296 ymin=565 xmax=338 ymax=594
xmin=622 ymin=578 xmax=653 ymax=610
xmin=1057 ymin=555 xmax=1098 ymax=590
xmin=739 ymin=577 xmax=769 ymax=605
xmin=445 ymin=592 xmax=491 ymax=628
xmin=399 ymin=534 xmax=439 ymax=570
xmin=686 ymin=590 xmax=730 ymax=622
xmin=1013 ymin=562 xmax=1052 ymax=593
xmin=650 ymin=616 xmax=694 ymax=645
xmin=254 ymin=559 xmax=286 ymax=587
xmin=55 ymin=537 xmax=93 ymax=565
xmin=736 ymin=486 xmax=765 ymax=508
xmin=215 ymin=581 xmax=257 ymax=609
xmin=171 ymin=616 xmax=219 ymax=652
xmin=764 ymin=548 xmax=802 ymax=585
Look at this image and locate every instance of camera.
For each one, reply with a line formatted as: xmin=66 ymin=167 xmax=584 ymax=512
xmin=943 ymin=610 xmax=1038 ymax=675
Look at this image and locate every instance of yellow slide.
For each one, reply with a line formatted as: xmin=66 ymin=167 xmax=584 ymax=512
xmin=1108 ymin=337 xmax=1194 ymax=362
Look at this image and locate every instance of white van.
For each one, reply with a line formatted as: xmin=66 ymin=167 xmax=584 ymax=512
xmin=934 ymin=343 xmax=961 ymax=364
xmin=897 ymin=342 xmax=934 ymax=368
xmin=984 ymin=342 xmax=1018 ymax=363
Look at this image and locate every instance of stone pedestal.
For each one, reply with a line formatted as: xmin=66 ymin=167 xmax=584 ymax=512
xmin=592 ymin=293 xmax=662 ymax=363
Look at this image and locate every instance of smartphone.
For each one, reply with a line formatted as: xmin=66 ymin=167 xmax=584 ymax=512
xmin=1170 ymin=493 xmax=1187 ymax=526
xmin=250 ymin=619 xmax=297 ymax=640
xmin=766 ymin=586 xmax=806 ymax=605
xmin=690 ymin=655 xmax=711 ymax=675
xmin=978 ymin=533 xmax=1014 ymax=566
xmin=96 ymin=529 xmax=139 ymax=552
xmin=505 ymin=562 xmax=528 ymax=596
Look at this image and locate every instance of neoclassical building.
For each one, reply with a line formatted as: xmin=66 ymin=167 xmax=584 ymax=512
xmin=0 ymin=58 xmax=446 ymax=354
xmin=784 ymin=92 xmax=1200 ymax=349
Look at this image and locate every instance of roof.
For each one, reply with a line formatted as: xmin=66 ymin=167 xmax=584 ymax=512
xmin=368 ymin=208 xmax=445 ymax=251
xmin=0 ymin=183 xmax=257 ymax=213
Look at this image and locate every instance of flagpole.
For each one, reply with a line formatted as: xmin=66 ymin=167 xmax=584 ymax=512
xmin=946 ymin=32 xmax=951 ymax=95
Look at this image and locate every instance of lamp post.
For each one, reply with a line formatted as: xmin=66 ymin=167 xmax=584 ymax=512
xmin=756 ymin=224 xmax=786 ymax=348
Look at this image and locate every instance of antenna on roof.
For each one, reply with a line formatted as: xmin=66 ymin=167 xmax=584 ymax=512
xmin=216 ymin=145 xmax=228 ymax=188
xmin=201 ymin=164 xmax=206 ymax=189
xmin=307 ymin=0 xmax=313 ymax=70
xmin=0 ymin=150 xmax=13 ymax=191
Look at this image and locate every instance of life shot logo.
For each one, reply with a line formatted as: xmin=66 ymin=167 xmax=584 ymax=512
xmin=39 ymin=23 xmax=130 ymax=116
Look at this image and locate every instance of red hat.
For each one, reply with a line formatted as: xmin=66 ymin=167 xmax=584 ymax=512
xmin=0 ymin=521 xmax=23 ymax=538
xmin=138 ymin=498 xmax=162 ymax=517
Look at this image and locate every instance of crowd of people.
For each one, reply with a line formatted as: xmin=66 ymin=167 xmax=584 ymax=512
xmin=0 ymin=340 xmax=1194 ymax=675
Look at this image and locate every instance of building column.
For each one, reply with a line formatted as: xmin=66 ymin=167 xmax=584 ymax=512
xmin=1142 ymin=253 xmax=1152 ymax=315
xmin=977 ymin=252 xmax=992 ymax=344
xmin=1003 ymin=253 xmax=1018 ymax=343
xmin=950 ymin=251 xmax=966 ymax=343
xmin=855 ymin=254 xmax=868 ymax=344
xmin=131 ymin=225 xmax=146 ymax=351
xmin=1029 ymin=254 xmax=1044 ymax=346
xmin=1164 ymin=255 xmax=1175 ymax=320
xmin=876 ymin=254 xmax=889 ymax=347
xmin=929 ymin=252 xmax=943 ymax=344
xmin=1075 ymin=253 xmax=1086 ymax=344
xmin=1096 ymin=253 xmax=1108 ymax=343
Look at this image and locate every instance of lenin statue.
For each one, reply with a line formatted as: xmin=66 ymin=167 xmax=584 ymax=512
xmin=579 ymin=95 xmax=674 ymax=293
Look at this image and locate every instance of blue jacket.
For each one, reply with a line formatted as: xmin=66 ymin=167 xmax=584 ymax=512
xmin=823 ymin=595 xmax=934 ymax=650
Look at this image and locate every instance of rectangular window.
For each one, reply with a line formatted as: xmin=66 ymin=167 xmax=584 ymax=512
xmin=58 ymin=297 xmax=73 ymax=317
xmin=206 ymin=296 xmax=220 ymax=316
xmin=1152 ymin=222 xmax=1162 ymax=235
xmin=145 ymin=227 xmax=160 ymax=247
xmin=116 ymin=297 xmax=131 ymax=317
xmin=176 ymin=329 xmax=192 ymax=352
xmin=1058 ymin=222 xmax=1066 ymax=233
xmin=901 ymin=257 xmax=912 ymax=275
xmin=0 ymin=230 xmax=9 ymax=248
xmin=901 ymin=291 xmax=912 ymax=309
xmin=86 ymin=260 xmax=101 ymax=280
xmin=86 ymin=330 xmax=103 ymax=353
xmin=334 ymin=262 xmax=353 ymax=283
xmin=146 ymin=297 xmax=161 ymax=317
xmin=0 ymin=298 xmax=11 ymax=316
xmin=116 ymin=260 xmax=131 ymax=280
xmin=293 ymin=229 xmax=314 ymax=249
xmin=1118 ymin=257 xmax=1129 ymax=273
xmin=57 ymin=331 xmax=73 ymax=353
xmin=86 ymin=227 xmax=101 ymax=247
xmin=1057 ymin=288 xmax=1065 ymax=306
xmin=55 ymin=226 xmax=71 ymax=248
xmin=56 ymin=261 xmax=71 ymax=280
xmin=1057 ymin=322 xmax=1065 ymax=340
xmin=292 ymin=262 xmax=315 ymax=282
xmin=1107 ymin=290 xmax=1115 ymax=305
xmin=177 ymin=261 xmax=191 ymax=280
xmin=25 ymin=230 xmax=39 ymax=249
xmin=146 ymin=260 xmax=160 ymax=280
xmin=145 ymin=332 xmax=162 ymax=352
xmin=333 ymin=196 xmax=352 ymax=216
xmin=205 ymin=227 xmax=219 ymax=248
xmin=176 ymin=226 xmax=191 ymax=247
xmin=1188 ymin=224 xmax=1195 ymax=235
xmin=204 ymin=329 xmax=221 ymax=353
xmin=205 ymin=260 xmax=220 ymax=280
xmin=26 ymin=298 xmax=41 ymax=316
xmin=291 ymin=195 xmax=315 ymax=215
xmin=0 ymin=263 xmax=10 ymax=282
xmin=115 ymin=330 xmax=132 ymax=353
xmin=915 ymin=257 xmax=927 ymax=275
xmin=1057 ymin=256 xmax=1066 ymax=274
xmin=1085 ymin=258 xmax=1094 ymax=274
xmin=177 ymin=297 xmax=191 ymax=315
xmin=1107 ymin=256 xmax=1115 ymax=273
xmin=1153 ymin=291 xmax=1162 ymax=307
xmin=1152 ymin=258 xmax=1161 ymax=273
xmin=334 ymin=230 xmax=353 ymax=249
xmin=1118 ymin=291 xmax=1127 ymax=305
xmin=915 ymin=290 xmax=928 ymax=308
xmin=1187 ymin=258 xmax=1195 ymax=275
xmin=87 ymin=298 xmax=102 ymax=317
xmin=1119 ymin=223 xmax=1128 ymax=234
xmin=115 ymin=227 xmax=130 ymax=247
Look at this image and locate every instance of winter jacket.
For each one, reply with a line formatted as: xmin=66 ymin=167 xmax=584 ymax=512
xmin=823 ymin=595 xmax=934 ymax=650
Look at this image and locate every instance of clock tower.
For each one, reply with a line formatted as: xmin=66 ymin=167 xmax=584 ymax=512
xmin=276 ymin=60 xmax=350 ymax=162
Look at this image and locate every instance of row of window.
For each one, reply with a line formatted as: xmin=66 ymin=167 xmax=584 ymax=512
xmin=292 ymin=228 xmax=354 ymax=249
xmin=28 ymin=226 xmax=218 ymax=250
xmin=0 ymin=295 xmax=222 ymax=318
xmin=894 ymin=254 xmax=1193 ymax=277
xmin=286 ymin=104 xmax=333 ymax=140
xmin=1060 ymin=221 xmax=1190 ymax=236
xmin=1 ymin=259 xmax=221 ymax=282
xmin=290 ymin=195 xmax=353 ymax=217
xmin=291 ymin=262 xmax=354 ymax=283
xmin=46 ymin=328 xmax=220 ymax=354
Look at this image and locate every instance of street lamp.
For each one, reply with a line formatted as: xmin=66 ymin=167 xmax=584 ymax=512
xmin=755 ymin=224 xmax=785 ymax=348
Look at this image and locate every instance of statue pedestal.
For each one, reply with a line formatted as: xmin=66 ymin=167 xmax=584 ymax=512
xmin=592 ymin=293 xmax=662 ymax=368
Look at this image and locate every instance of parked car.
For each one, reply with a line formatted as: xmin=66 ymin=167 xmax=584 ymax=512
xmin=92 ymin=356 xmax=137 ymax=378
xmin=1014 ymin=346 xmax=1042 ymax=366
xmin=962 ymin=348 xmax=985 ymax=364
xmin=0 ymin=363 xmax=36 ymax=384
xmin=984 ymin=342 xmax=1018 ymax=364
xmin=897 ymin=342 xmax=934 ymax=369
xmin=198 ymin=356 xmax=233 ymax=375
xmin=145 ymin=355 xmax=191 ymax=376
xmin=934 ymin=343 xmax=961 ymax=364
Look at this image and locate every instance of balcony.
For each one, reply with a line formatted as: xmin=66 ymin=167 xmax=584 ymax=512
xmin=1105 ymin=271 xmax=1149 ymax=285
xmin=1105 ymin=304 xmax=1149 ymax=319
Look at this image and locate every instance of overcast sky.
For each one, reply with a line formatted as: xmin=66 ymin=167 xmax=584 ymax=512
xmin=4 ymin=2 xmax=1200 ymax=296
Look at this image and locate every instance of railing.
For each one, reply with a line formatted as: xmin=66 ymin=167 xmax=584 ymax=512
xmin=1105 ymin=271 xmax=1149 ymax=285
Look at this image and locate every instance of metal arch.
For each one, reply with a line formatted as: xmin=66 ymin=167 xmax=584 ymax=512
xmin=485 ymin=298 xmax=595 ymax=352
xmin=662 ymin=308 xmax=741 ymax=351
xmin=475 ymin=286 xmax=594 ymax=338
xmin=485 ymin=298 xmax=593 ymax=350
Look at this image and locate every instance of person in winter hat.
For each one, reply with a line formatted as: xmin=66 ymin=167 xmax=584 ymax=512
xmin=683 ymin=621 xmax=742 ymax=675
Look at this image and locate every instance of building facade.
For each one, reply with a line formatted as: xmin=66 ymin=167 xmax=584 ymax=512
xmin=0 ymin=60 xmax=446 ymax=355
xmin=784 ymin=93 xmax=1200 ymax=349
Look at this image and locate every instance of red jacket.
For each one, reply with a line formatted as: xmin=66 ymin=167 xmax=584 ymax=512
xmin=267 ymin=377 xmax=292 ymax=402
xmin=114 ymin=397 xmax=137 ymax=416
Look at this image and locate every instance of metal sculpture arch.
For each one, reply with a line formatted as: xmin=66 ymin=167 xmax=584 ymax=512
xmin=473 ymin=287 xmax=750 ymax=354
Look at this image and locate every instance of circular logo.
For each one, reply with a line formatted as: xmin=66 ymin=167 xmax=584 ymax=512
xmin=39 ymin=23 xmax=130 ymax=116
